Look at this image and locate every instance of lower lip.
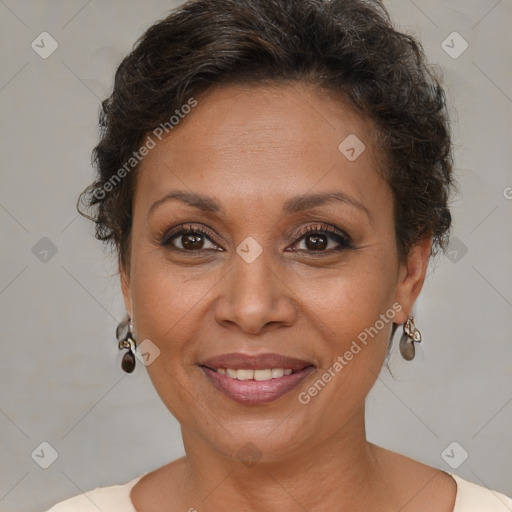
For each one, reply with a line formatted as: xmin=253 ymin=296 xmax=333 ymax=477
xmin=200 ymin=366 xmax=315 ymax=405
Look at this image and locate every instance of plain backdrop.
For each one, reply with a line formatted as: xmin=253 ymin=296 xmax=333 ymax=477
xmin=0 ymin=1 xmax=511 ymax=510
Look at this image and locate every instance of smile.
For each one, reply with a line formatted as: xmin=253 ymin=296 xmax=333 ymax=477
xmin=212 ymin=367 xmax=294 ymax=380
xmin=199 ymin=361 xmax=314 ymax=406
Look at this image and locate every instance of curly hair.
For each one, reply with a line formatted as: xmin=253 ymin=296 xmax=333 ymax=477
xmin=78 ymin=0 xmax=455 ymax=273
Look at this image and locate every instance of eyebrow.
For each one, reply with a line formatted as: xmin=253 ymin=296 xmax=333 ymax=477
xmin=148 ymin=190 xmax=370 ymax=218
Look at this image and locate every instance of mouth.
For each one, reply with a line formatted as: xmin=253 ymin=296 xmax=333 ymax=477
xmin=198 ymin=353 xmax=315 ymax=405
xmin=205 ymin=367 xmax=297 ymax=380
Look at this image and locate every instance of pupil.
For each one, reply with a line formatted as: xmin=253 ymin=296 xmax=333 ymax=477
xmin=306 ymin=234 xmax=327 ymax=250
xmin=183 ymin=233 xmax=203 ymax=250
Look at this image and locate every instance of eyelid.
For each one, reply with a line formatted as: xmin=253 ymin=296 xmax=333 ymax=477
xmin=291 ymin=223 xmax=352 ymax=244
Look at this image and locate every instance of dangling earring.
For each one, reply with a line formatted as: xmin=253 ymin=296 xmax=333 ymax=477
xmin=117 ymin=315 xmax=137 ymax=373
xmin=399 ymin=316 xmax=421 ymax=361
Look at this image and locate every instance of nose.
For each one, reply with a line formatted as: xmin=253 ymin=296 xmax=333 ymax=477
xmin=213 ymin=249 xmax=297 ymax=335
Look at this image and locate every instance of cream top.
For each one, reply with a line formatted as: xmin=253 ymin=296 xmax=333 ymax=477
xmin=45 ymin=472 xmax=512 ymax=511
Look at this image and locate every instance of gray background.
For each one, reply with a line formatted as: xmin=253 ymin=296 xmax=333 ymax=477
xmin=0 ymin=1 xmax=511 ymax=510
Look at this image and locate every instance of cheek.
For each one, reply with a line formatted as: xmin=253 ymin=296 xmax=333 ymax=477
xmin=131 ymin=265 xmax=214 ymax=346
xmin=296 ymin=255 xmax=398 ymax=399
xmin=128 ymin=257 xmax=214 ymax=419
xmin=129 ymin=235 xmax=209 ymax=312
xmin=293 ymin=269 xmax=397 ymax=413
xmin=299 ymin=253 xmax=396 ymax=336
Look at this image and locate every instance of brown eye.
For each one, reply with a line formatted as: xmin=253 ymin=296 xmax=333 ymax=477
xmin=180 ymin=232 xmax=207 ymax=250
xmin=161 ymin=225 xmax=221 ymax=252
xmin=290 ymin=223 xmax=353 ymax=253
xmin=304 ymin=233 xmax=329 ymax=251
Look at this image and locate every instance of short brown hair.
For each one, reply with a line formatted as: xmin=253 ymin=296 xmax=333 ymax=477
xmin=78 ymin=0 xmax=455 ymax=272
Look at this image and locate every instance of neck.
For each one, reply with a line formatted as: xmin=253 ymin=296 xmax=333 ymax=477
xmin=175 ymin=405 xmax=391 ymax=511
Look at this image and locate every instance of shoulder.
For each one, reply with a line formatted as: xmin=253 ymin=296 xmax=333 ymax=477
xmin=369 ymin=443 xmax=511 ymax=511
xmin=44 ymin=475 xmax=145 ymax=512
xmin=450 ymin=473 xmax=512 ymax=511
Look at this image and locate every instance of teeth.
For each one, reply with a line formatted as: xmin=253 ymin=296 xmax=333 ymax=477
xmin=271 ymin=368 xmax=284 ymax=378
xmin=236 ymin=369 xmax=254 ymax=380
xmin=215 ymin=368 xmax=296 ymax=381
xmin=254 ymin=369 xmax=272 ymax=381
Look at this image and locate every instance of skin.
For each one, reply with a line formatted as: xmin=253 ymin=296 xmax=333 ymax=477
xmin=120 ymin=83 xmax=457 ymax=511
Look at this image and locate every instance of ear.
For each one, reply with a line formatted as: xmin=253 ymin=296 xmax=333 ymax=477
xmin=393 ymin=235 xmax=432 ymax=325
xmin=119 ymin=255 xmax=133 ymax=318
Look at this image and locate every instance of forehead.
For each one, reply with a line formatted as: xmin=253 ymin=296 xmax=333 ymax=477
xmin=134 ymin=83 xmax=391 ymax=220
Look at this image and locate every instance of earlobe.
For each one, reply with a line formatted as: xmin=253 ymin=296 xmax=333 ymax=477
xmin=393 ymin=236 xmax=432 ymax=324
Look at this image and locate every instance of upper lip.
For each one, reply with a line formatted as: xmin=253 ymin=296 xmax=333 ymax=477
xmin=199 ymin=352 xmax=314 ymax=370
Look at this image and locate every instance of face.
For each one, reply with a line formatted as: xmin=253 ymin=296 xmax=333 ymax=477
xmin=121 ymin=83 xmax=430 ymax=463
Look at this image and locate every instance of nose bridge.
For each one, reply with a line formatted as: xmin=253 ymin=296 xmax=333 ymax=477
xmin=229 ymin=228 xmax=276 ymax=292
xmin=229 ymin=243 xmax=278 ymax=308
xmin=213 ymin=240 xmax=296 ymax=333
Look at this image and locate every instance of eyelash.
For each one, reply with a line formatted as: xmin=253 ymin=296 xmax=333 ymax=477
xmin=160 ymin=223 xmax=353 ymax=255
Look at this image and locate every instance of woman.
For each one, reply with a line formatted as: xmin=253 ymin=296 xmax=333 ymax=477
xmin=46 ymin=0 xmax=512 ymax=510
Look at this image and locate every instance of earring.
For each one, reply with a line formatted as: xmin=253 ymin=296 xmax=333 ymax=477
xmin=399 ymin=316 xmax=421 ymax=361
xmin=117 ymin=315 xmax=137 ymax=373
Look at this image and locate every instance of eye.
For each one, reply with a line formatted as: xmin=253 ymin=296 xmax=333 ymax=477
xmin=160 ymin=224 xmax=222 ymax=252
xmin=288 ymin=223 xmax=353 ymax=253
xmin=159 ymin=222 xmax=353 ymax=254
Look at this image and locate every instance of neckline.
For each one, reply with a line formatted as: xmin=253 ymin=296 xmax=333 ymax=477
xmin=127 ymin=473 xmax=148 ymax=512
xmin=126 ymin=470 xmax=461 ymax=511
xmin=442 ymin=470 xmax=460 ymax=512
